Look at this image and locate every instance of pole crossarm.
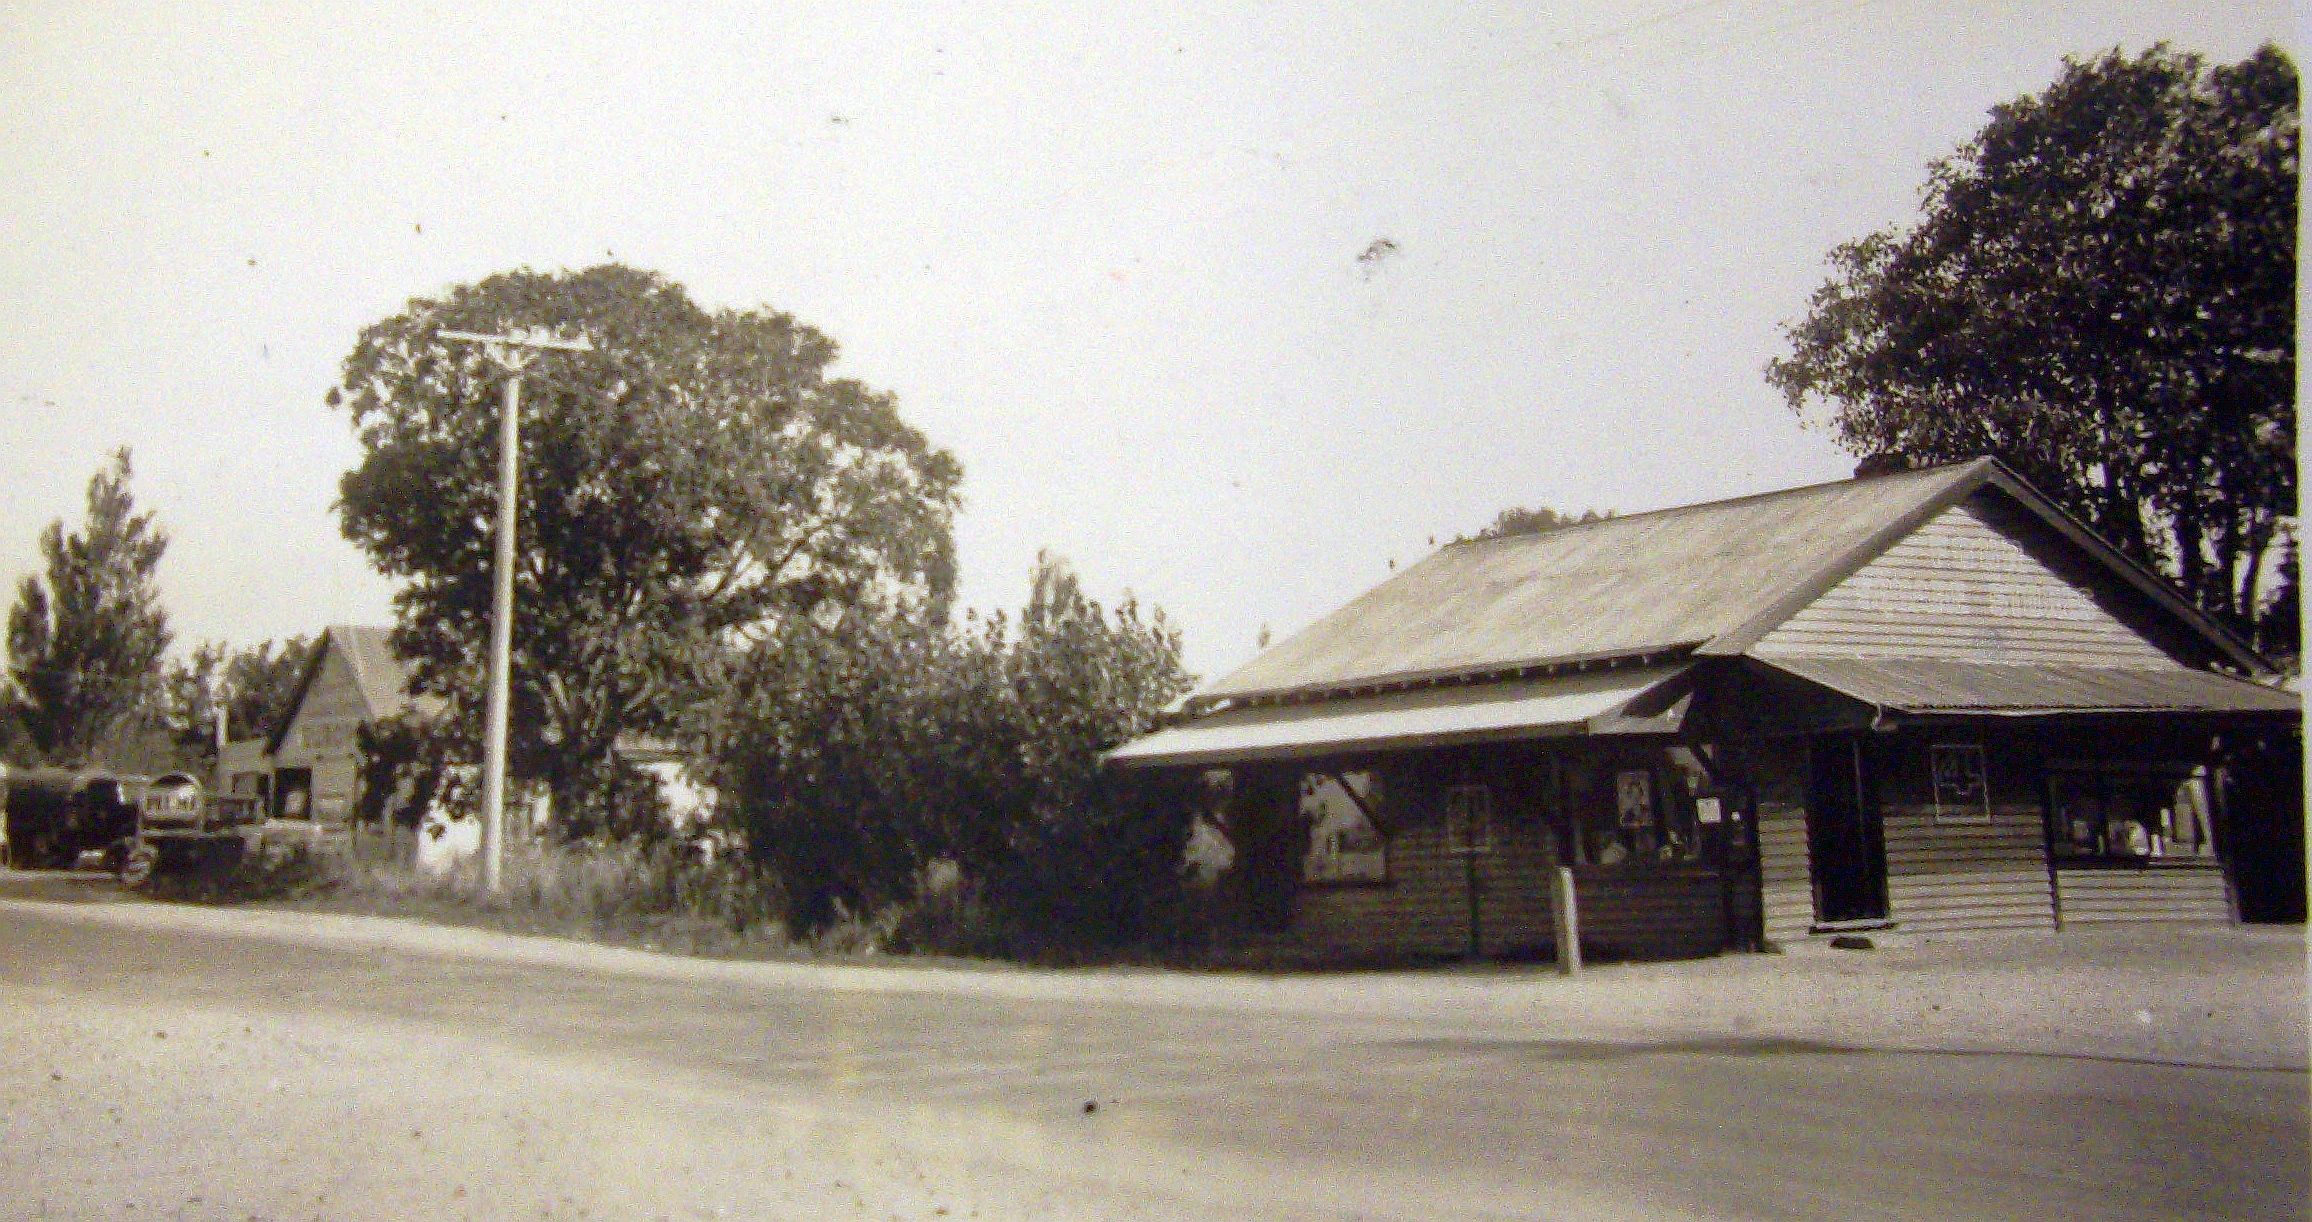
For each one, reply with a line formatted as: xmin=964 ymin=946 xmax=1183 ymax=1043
xmin=438 ymin=328 xmax=594 ymax=351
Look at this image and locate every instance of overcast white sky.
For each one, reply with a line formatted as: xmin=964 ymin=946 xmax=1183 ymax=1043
xmin=0 ymin=1 xmax=2293 ymax=684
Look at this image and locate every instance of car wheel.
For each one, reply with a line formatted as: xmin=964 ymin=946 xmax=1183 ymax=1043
xmin=120 ymin=844 xmax=160 ymax=887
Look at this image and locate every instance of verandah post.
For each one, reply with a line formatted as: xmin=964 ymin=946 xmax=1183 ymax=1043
xmin=1551 ymin=865 xmax=1581 ymax=976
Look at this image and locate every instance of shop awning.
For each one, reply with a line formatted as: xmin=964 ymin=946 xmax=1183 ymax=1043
xmin=1105 ymin=664 xmax=1692 ymax=769
xmin=1756 ymin=655 xmax=2300 ymax=717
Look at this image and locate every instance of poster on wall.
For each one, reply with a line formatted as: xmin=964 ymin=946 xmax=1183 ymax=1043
xmin=1615 ymin=770 xmax=1653 ymax=828
xmin=1443 ymin=784 xmax=1493 ymax=855
xmin=1930 ymin=744 xmax=1992 ymax=824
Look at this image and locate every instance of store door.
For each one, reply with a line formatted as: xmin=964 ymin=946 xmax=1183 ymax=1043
xmin=1806 ymin=735 xmax=1887 ymax=924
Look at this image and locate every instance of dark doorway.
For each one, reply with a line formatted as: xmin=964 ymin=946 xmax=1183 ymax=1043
xmin=273 ymin=768 xmax=313 ymax=821
xmin=1806 ymin=735 xmax=1887 ymax=924
xmin=2221 ymin=730 xmax=2306 ymax=924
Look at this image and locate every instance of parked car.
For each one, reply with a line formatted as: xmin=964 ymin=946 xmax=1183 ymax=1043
xmin=2 ymin=767 xmax=143 ymax=870
xmin=118 ymin=772 xmax=266 ymax=886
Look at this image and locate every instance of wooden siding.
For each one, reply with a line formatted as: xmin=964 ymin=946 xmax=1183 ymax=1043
xmin=1291 ymin=821 xmax=1487 ymax=959
xmin=1881 ymin=803 xmax=2054 ymax=933
xmin=1571 ymin=867 xmax=1728 ymax=960
xmin=1756 ymin=499 xmax=2174 ymax=666
xmin=1757 ymin=803 xmax=1815 ymax=944
xmin=1291 ymin=819 xmax=1561 ymax=960
xmin=1746 ymin=745 xmax=1816 ymax=945
xmin=273 ymin=641 xmax=370 ymax=823
xmin=1286 ymin=821 xmax=1729 ymax=962
xmin=2055 ymin=865 xmax=2232 ymax=926
xmin=1876 ymin=733 xmax=2055 ymax=934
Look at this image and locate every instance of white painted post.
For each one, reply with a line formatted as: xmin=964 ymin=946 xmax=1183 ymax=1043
xmin=1551 ymin=865 xmax=1581 ymax=976
xmin=437 ymin=328 xmax=592 ymax=893
xmin=476 ymin=369 xmax=520 ymax=893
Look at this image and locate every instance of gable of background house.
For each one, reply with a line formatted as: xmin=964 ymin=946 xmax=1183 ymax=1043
xmin=269 ymin=626 xmax=412 ymax=823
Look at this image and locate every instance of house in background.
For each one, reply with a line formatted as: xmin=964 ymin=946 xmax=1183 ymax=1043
xmin=268 ymin=625 xmax=424 ymax=828
xmin=217 ymin=737 xmax=272 ymax=805
xmin=612 ymin=734 xmax=717 ymax=830
xmin=1110 ymin=458 xmax=2301 ymax=962
xmin=267 ymin=625 xmax=714 ymax=864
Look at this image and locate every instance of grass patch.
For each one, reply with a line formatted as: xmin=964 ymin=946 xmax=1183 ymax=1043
xmin=151 ymin=837 xmax=827 ymax=961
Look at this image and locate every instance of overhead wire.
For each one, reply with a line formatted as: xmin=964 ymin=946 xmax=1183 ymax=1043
xmin=1088 ymin=0 xmax=1893 ymax=193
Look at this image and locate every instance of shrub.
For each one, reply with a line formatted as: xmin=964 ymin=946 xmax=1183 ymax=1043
xmin=718 ymin=553 xmax=1198 ymax=958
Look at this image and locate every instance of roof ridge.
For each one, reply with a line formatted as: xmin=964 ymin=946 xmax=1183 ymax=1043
xmin=1443 ymin=458 xmax=1981 ymax=552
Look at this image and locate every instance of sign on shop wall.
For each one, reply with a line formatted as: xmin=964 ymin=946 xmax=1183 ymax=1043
xmin=1930 ymin=743 xmax=1992 ymax=824
xmin=1615 ymin=769 xmax=1653 ymax=828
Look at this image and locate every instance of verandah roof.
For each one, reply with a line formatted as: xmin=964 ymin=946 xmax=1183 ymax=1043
xmin=1104 ymin=665 xmax=1691 ymax=769
xmin=1757 ymin=655 xmax=2300 ymax=717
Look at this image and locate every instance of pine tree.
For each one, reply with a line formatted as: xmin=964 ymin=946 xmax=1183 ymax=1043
xmin=7 ymin=449 xmax=172 ymax=763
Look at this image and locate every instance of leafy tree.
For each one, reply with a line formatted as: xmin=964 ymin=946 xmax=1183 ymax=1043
xmin=161 ymin=635 xmax=318 ymax=758
xmin=717 ymin=612 xmax=949 ymax=927
xmin=720 ymin=553 xmax=1196 ymax=952
xmin=1459 ymin=505 xmax=1613 ymax=543
xmin=6 ymin=449 xmax=172 ymax=764
xmin=330 ymin=265 xmax=962 ymax=829
xmin=1767 ymin=44 xmax=2298 ymax=656
xmin=962 ymin=557 xmax=1200 ymax=954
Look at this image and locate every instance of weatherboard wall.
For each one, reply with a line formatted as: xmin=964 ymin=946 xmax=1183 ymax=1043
xmin=2053 ymin=863 xmax=2232 ymax=925
xmin=1272 ymin=752 xmax=1734 ymax=963
xmin=1752 ymin=495 xmax=2178 ymax=668
xmin=1747 ymin=746 xmax=1817 ymax=946
xmin=1869 ymin=734 xmax=2055 ymax=935
xmin=271 ymin=639 xmax=369 ymax=823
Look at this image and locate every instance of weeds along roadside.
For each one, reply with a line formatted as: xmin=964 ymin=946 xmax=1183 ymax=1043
xmin=145 ymin=837 xmax=806 ymax=960
xmin=137 ymin=835 xmax=1212 ymax=965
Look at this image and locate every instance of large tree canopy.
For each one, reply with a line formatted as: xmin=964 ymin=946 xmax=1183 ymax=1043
xmin=332 ymin=265 xmax=963 ymax=827
xmin=6 ymin=448 xmax=172 ymax=763
xmin=1767 ymin=44 xmax=2298 ymax=656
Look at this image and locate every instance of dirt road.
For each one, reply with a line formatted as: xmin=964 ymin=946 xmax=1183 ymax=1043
xmin=1 ymin=871 xmax=2303 ymax=1219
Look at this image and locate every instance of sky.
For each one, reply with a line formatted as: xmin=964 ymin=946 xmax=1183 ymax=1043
xmin=0 ymin=1 xmax=2294 ymax=686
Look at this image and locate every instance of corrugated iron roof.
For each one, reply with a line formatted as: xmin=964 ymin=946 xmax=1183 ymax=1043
xmin=1106 ymin=664 xmax=1690 ymax=769
xmin=1758 ymin=656 xmax=2301 ymax=716
xmin=330 ymin=625 xmax=418 ymax=721
xmin=1201 ymin=462 xmax=1986 ymax=702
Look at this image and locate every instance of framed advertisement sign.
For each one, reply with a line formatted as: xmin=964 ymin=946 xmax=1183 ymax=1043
xmin=1615 ymin=770 xmax=1653 ymax=829
xmin=1931 ymin=744 xmax=1991 ymax=825
xmin=1444 ymin=784 xmax=1492 ymax=855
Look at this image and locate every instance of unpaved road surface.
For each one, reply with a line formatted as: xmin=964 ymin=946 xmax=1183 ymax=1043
xmin=1 ymin=871 xmax=2303 ymax=1220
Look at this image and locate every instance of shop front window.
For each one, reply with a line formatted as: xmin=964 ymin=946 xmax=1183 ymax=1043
xmin=2046 ymin=764 xmax=2213 ymax=861
xmin=1301 ymin=770 xmax=1387 ymax=883
xmin=1570 ymin=761 xmax=1701 ymax=866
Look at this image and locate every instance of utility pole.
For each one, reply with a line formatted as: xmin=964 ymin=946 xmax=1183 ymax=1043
xmin=438 ymin=327 xmax=592 ymax=891
xmin=208 ymin=670 xmax=227 ymax=791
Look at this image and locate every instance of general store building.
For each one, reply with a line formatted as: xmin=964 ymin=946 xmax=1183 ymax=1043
xmin=1110 ymin=459 xmax=2301 ymax=960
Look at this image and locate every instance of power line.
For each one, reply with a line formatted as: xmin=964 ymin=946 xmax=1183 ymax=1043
xmin=1099 ymin=0 xmax=1885 ymax=191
